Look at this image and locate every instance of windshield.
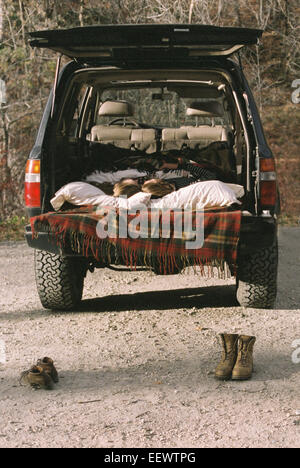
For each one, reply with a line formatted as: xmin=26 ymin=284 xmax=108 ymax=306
xmin=99 ymin=87 xmax=231 ymax=128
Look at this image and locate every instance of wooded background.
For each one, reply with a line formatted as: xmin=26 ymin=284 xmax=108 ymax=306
xmin=0 ymin=0 xmax=299 ymax=224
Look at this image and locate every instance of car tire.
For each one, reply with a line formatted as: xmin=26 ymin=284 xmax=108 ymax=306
xmin=236 ymin=239 xmax=278 ymax=309
xmin=35 ymin=250 xmax=87 ymax=311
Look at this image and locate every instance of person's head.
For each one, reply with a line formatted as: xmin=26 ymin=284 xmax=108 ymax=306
xmin=113 ymin=178 xmax=140 ymax=197
xmin=142 ymin=179 xmax=175 ymax=198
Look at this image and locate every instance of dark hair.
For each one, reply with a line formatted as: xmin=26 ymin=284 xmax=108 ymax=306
xmin=142 ymin=179 xmax=175 ymax=197
xmin=113 ymin=180 xmax=140 ymax=197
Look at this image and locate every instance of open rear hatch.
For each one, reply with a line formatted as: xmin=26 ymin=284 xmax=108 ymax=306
xmin=29 ymin=24 xmax=262 ymax=63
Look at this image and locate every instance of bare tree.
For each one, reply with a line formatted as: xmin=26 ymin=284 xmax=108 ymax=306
xmin=0 ymin=0 xmax=13 ymax=216
xmin=189 ymin=0 xmax=195 ymax=23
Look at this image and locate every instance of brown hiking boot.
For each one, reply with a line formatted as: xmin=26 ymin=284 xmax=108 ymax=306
xmin=232 ymin=335 xmax=256 ymax=380
xmin=215 ymin=333 xmax=239 ymax=380
xmin=19 ymin=365 xmax=54 ymax=390
xmin=37 ymin=357 xmax=59 ymax=383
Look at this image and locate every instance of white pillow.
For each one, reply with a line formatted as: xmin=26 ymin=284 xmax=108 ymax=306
xmin=150 ymin=180 xmax=241 ymax=209
xmin=51 ymin=181 xmax=119 ymax=210
xmin=126 ymin=191 xmax=152 ymax=209
xmin=224 ymin=183 xmax=244 ymax=199
xmin=51 ymin=181 xmax=151 ymax=211
xmin=84 ymin=169 xmax=148 ymax=184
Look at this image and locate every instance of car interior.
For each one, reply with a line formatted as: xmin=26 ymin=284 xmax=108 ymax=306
xmin=49 ymin=67 xmax=251 ymax=210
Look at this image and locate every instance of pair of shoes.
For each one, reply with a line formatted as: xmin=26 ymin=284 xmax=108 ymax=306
xmin=37 ymin=357 xmax=59 ymax=383
xmin=215 ymin=334 xmax=256 ymax=381
xmin=20 ymin=357 xmax=59 ymax=390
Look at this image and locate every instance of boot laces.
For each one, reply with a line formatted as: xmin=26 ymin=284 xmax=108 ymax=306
xmin=224 ymin=347 xmax=235 ymax=361
xmin=240 ymin=349 xmax=248 ymax=365
xmin=19 ymin=369 xmax=30 ymax=385
xmin=240 ymin=341 xmax=252 ymax=365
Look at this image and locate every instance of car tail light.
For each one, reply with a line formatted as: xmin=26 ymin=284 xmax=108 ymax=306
xmin=25 ymin=159 xmax=41 ymax=208
xmin=259 ymin=158 xmax=277 ymax=209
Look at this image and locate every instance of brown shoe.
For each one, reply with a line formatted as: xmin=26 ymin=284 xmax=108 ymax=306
xmin=20 ymin=365 xmax=54 ymax=390
xmin=215 ymin=333 xmax=239 ymax=380
xmin=232 ymin=335 xmax=256 ymax=380
xmin=37 ymin=357 xmax=59 ymax=383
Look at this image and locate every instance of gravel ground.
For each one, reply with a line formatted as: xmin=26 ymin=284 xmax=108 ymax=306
xmin=0 ymin=227 xmax=299 ymax=448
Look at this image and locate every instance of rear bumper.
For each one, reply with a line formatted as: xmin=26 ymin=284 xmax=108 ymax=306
xmin=25 ymin=212 xmax=277 ymax=258
xmin=25 ymin=225 xmax=63 ymax=255
xmin=238 ymin=212 xmax=277 ymax=254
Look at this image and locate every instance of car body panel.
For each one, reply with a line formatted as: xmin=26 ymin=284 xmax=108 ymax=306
xmin=29 ymin=24 xmax=262 ymax=61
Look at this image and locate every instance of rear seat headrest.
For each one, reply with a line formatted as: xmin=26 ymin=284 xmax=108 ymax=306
xmin=98 ymin=100 xmax=134 ymax=117
xmin=186 ymin=100 xmax=223 ymax=118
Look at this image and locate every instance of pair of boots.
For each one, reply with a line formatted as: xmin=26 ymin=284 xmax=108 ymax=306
xmin=20 ymin=357 xmax=59 ymax=390
xmin=215 ymin=334 xmax=256 ymax=381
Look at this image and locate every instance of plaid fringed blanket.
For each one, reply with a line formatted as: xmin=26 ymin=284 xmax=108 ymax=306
xmin=31 ymin=205 xmax=241 ymax=277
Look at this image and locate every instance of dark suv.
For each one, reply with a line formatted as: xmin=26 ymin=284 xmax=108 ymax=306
xmin=24 ymin=24 xmax=279 ymax=310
